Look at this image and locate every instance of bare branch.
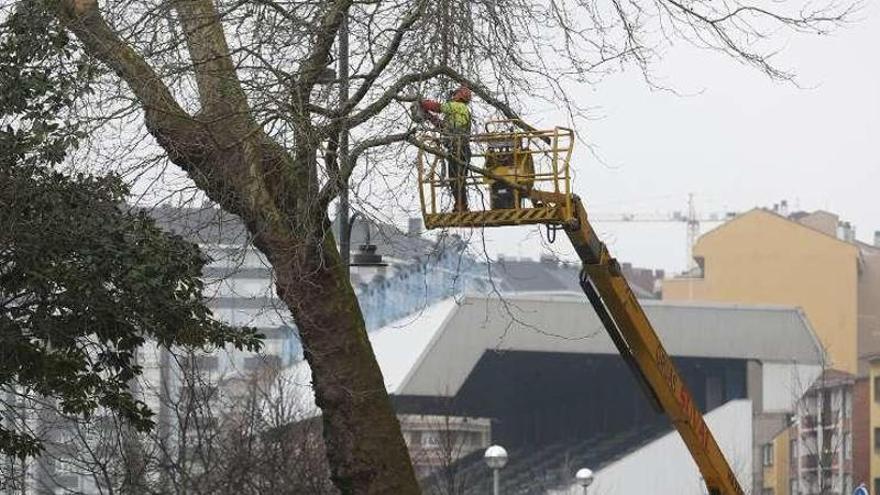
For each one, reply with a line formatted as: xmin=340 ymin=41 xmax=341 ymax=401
xmin=172 ymin=0 xmax=251 ymax=115
xmin=51 ymin=0 xmax=189 ymax=125
xmin=342 ymin=0 xmax=428 ymax=113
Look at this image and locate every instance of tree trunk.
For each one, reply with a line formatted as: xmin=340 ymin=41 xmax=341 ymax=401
xmin=263 ymin=230 xmax=419 ymax=493
xmin=51 ymin=1 xmax=421 ymax=492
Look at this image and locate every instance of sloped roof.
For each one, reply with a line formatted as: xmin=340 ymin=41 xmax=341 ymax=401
xmin=288 ymin=293 xmax=824 ymax=410
xmin=697 ymin=208 xmax=859 ymax=252
xmin=806 ymin=368 xmax=855 ymax=392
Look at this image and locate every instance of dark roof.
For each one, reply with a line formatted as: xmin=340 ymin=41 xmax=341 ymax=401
xmin=488 ymin=258 xmax=658 ymax=299
xmin=145 ymin=205 xmax=251 ymax=245
xmin=492 ymin=258 xmax=581 ymax=292
xmin=807 ymin=368 xmax=855 ymax=391
xmin=146 ymin=206 xmax=443 ymax=262
xmin=148 ymin=207 xmax=663 ymax=307
xmin=343 ymin=215 xmax=442 ymax=260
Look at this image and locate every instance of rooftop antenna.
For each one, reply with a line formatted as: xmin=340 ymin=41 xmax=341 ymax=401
xmin=686 ymin=193 xmax=700 ymax=272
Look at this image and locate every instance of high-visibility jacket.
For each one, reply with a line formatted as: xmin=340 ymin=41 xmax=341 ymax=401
xmin=439 ymin=101 xmax=471 ymax=133
xmin=420 ymin=99 xmax=471 ymax=134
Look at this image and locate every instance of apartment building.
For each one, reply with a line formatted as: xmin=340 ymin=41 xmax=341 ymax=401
xmin=664 ymin=207 xmax=880 ymax=494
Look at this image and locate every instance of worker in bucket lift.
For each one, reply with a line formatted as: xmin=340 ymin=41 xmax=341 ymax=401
xmin=419 ymin=85 xmax=473 ymax=212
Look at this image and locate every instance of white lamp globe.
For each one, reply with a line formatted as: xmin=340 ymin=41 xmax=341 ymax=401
xmin=484 ymin=445 xmax=509 ymax=470
xmin=575 ymin=468 xmax=594 ymax=487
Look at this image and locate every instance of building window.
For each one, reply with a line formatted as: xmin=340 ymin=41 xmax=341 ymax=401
xmin=844 ymin=432 xmax=852 ymax=460
xmin=874 ymin=377 xmax=880 ymax=403
xmin=823 ymin=429 xmax=833 ymax=452
xmin=410 ymin=431 xmax=422 ymax=446
xmin=243 ymin=354 xmax=281 ymax=371
xmin=762 ymin=443 xmax=774 ymax=466
xmin=183 ymin=354 xmax=219 ymax=371
xmin=422 ymin=432 xmax=439 ymax=448
xmin=875 ymin=478 xmax=880 ymax=495
xmin=875 ymin=428 xmax=880 ymax=453
xmin=822 ymin=389 xmax=832 ymax=424
xmin=790 ymin=439 xmax=798 ymax=466
xmin=761 ymin=489 xmax=773 ymax=495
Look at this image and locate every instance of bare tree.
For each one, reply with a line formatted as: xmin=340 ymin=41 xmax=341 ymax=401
xmin=12 ymin=349 xmax=337 ymax=495
xmin=16 ymin=0 xmax=857 ymax=491
xmin=787 ymin=365 xmax=855 ymax=495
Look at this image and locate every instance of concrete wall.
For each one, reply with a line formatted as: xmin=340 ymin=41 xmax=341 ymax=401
xmin=548 ymin=400 xmax=753 ymax=495
xmin=762 ymin=362 xmax=823 ymax=413
xmin=664 ymin=209 xmax=860 ymax=373
xmin=753 ymin=361 xmax=821 ymax=495
xmin=858 ymin=245 xmax=880 ymax=358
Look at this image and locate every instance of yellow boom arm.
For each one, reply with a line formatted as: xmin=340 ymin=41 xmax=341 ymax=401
xmin=563 ymin=195 xmax=743 ymax=495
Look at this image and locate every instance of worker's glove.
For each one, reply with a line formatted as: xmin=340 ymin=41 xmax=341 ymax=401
xmin=410 ymin=101 xmax=428 ymax=123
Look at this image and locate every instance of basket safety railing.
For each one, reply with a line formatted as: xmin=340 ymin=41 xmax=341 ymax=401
xmin=416 ymin=120 xmax=575 ymax=228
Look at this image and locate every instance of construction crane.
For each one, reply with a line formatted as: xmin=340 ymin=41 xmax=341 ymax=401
xmin=414 ymin=120 xmax=743 ymax=495
xmin=590 ymin=197 xmax=737 ymax=272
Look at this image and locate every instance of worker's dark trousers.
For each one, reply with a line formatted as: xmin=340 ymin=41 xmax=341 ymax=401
xmin=445 ymin=135 xmax=471 ymax=211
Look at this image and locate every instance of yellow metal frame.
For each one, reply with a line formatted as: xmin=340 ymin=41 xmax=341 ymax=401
xmin=413 ymin=121 xmax=744 ymax=495
xmin=416 ymin=121 xmax=574 ymax=229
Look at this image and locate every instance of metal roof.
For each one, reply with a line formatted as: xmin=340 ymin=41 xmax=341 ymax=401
xmin=288 ymin=293 xmax=823 ymax=409
xmin=396 ymin=294 xmax=824 ymax=396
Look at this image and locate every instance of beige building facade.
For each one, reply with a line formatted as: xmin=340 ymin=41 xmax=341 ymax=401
xmin=663 ymin=208 xmax=880 ymax=494
xmin=664 ymin=209 xmax=861 ymax=374
xmin=762 ymin=426 xmax=791 ymax=495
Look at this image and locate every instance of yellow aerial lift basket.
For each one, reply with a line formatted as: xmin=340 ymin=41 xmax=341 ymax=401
xmin=416 ymin=120 xmax=575 ymax=229
xmin=411 ymin=119 xmax=744 ymax=495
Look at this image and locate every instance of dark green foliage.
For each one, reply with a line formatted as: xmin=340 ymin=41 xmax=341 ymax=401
xmin=0 ymin=2 xmax=262 ymax=460
xmin=0 ymin=1 xmax=92 ymax=165
xmin=0 ymin=164 xmax=263 ymax=459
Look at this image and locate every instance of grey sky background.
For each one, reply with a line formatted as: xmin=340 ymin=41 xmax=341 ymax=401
xmin=118 ymin=1 xmax=878 ymax=274
xmin=474 ymin=1 xmax=879 ymax=274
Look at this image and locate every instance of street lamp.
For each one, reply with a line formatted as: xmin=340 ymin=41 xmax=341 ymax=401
xmin=484 ymin=445 xmax=508 ymax=495
xmin=346 ymin=212 xmax=386 ymax=267
xmin=575 ymin=467 xmax=594 ymax=495
xmin=337 ymin=6 xmax=352 ymax=275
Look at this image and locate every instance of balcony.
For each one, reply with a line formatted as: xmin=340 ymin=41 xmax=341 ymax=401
xmin=800 ymin=411 xmax=842 ymax=431
xmin=821 ymin=410 xmax=840 ymax=428
xmin=802 ymin=452 xmax=838 ymax=471
xmin=802 ymin=415 xmax=818 ymax=430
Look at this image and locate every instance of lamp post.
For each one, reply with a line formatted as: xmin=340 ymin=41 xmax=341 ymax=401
xmin=484 ymin=445 xmax=508 ymax=495
xmin=337 ymin=6 xmax=352 ymax=275
xmin=575 ymin=467 xmax=594 ymax=495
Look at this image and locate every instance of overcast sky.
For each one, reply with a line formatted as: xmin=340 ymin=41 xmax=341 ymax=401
xmin=474 ymin=1 xmax=879 ymax=274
